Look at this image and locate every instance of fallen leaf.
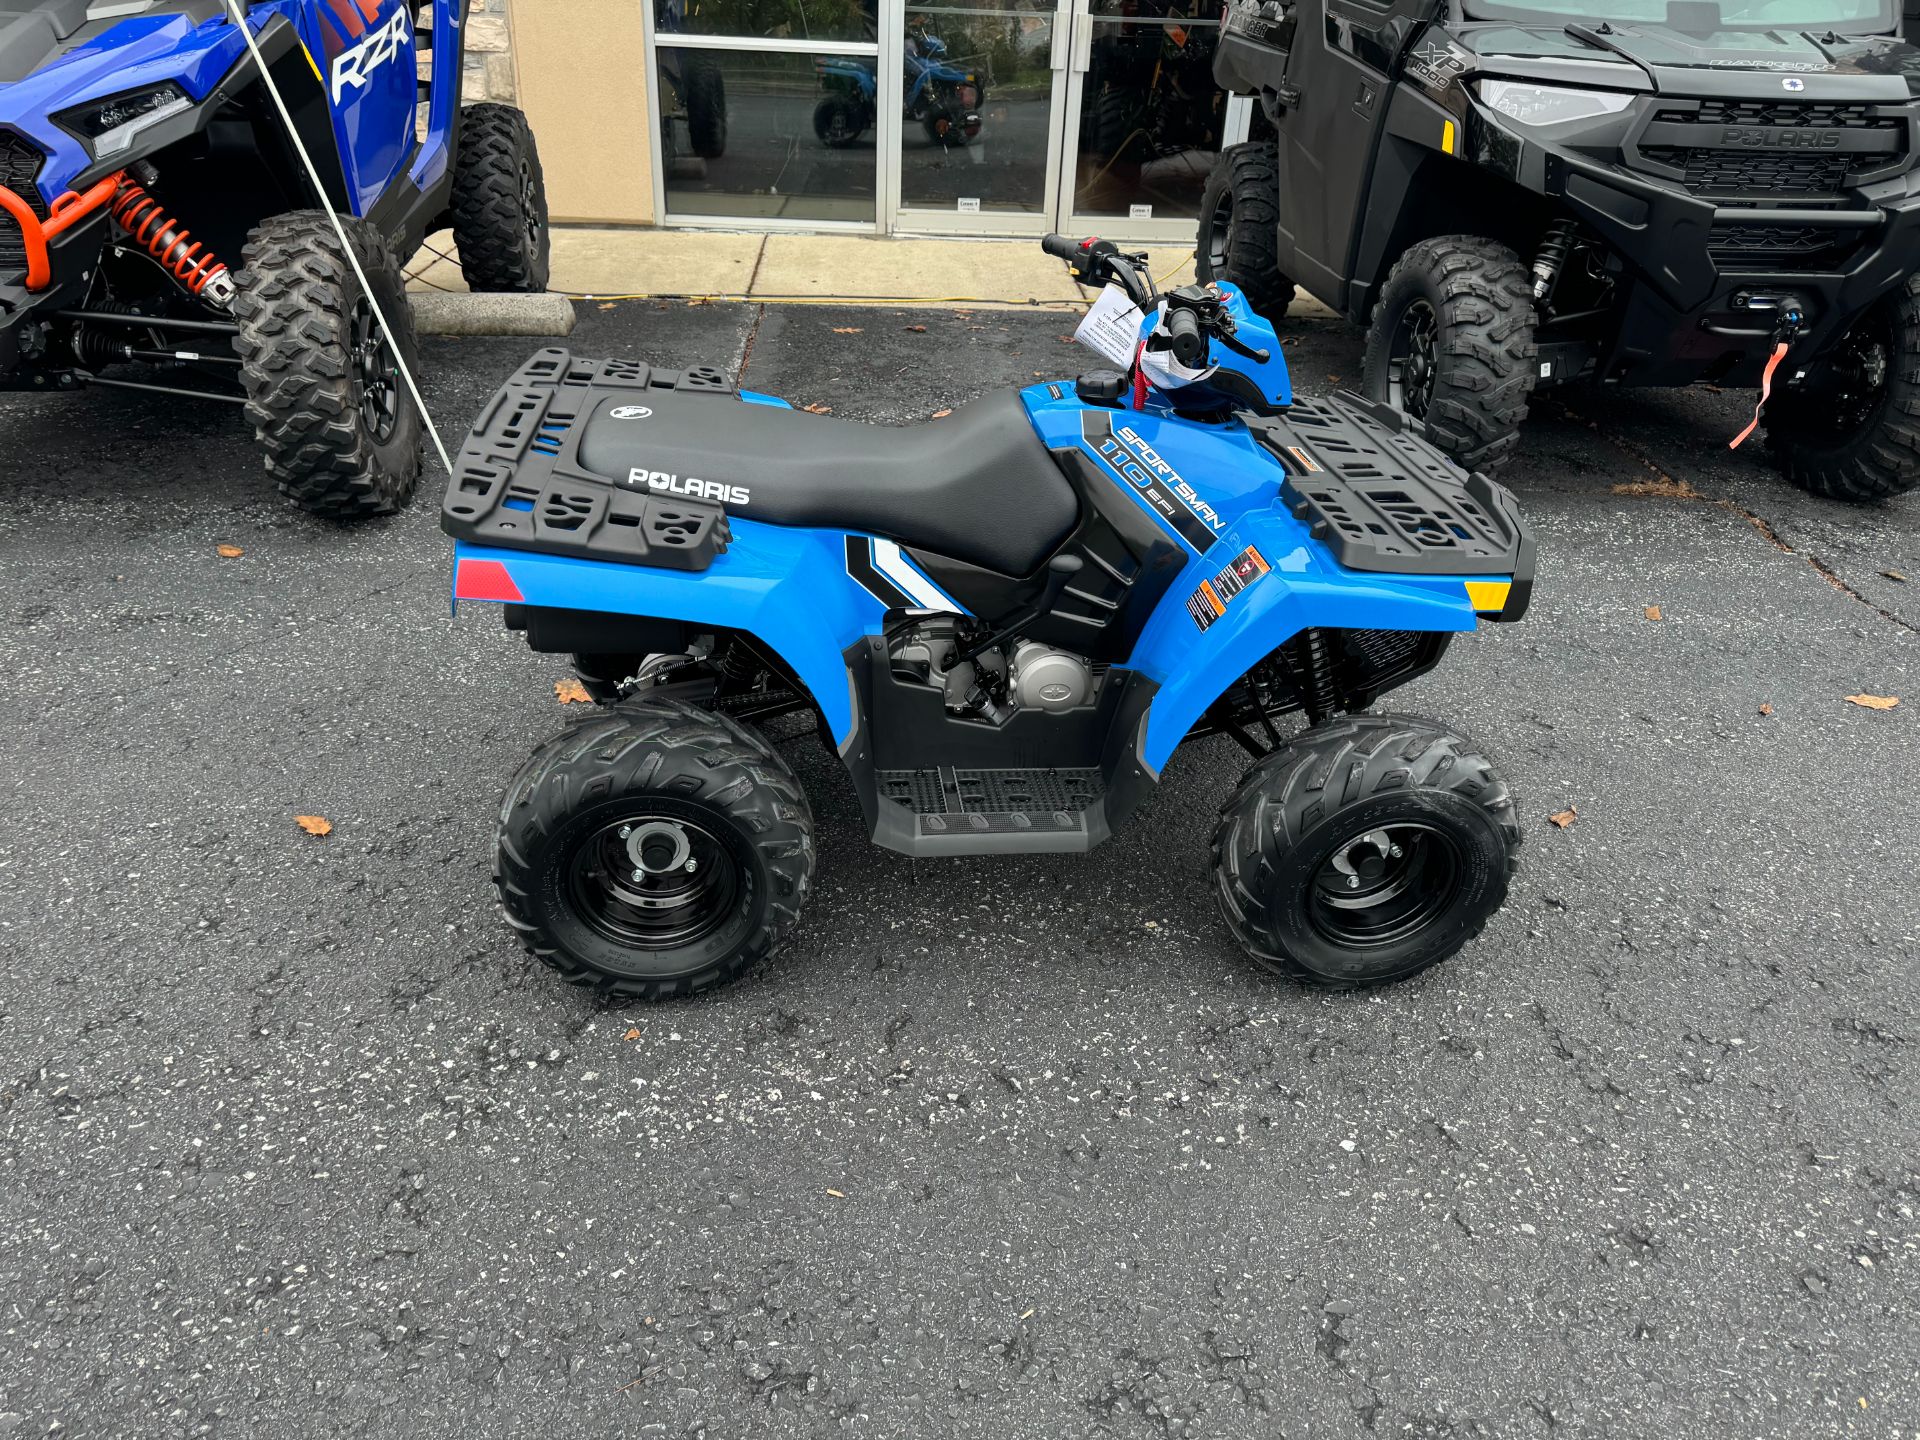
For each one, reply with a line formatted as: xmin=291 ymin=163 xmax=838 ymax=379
xmin=1612 ymin=476 xmax=1701 ymax=500
xmin=623 ymin=1027 xmax=641 ymax=1041
xmin=294 ymin=815 xmax=332 ymax=837
xmin=554 ymin=678 xmax=593 ymax=704
xmin=1758 ymin=702 xmax=1773 ymax=716
xmin=1882 ymin=569 xmax=1907 ymax=583
xmin=802 ymin=402 xmax=833 ymax=414
xmin=686 ymin=296 xmax=713 ymax=307
xmin=825 ymin=1188 xmax=845 ymax=1198
xmin=931 ymin=408 xmax=953 ymax=419
xmin=1548 ymin=807 xmax=1578 ymax=829
xmin=1845 ymin=693 xmax=1900 ymax=710
xmin=1643 ymin=605 xmax=1662 ymax=621
xmin=1326 ymin=374 xmax=1341 ymax=385
xmin=598 ymin=302 xmax=617 ymax=311
xmin=904 ymin=324 xmax=928 ymax=333
xmin=831 ymin=326 xmax=864 ymax=334
xmin=216 ymin=544 xmax=244 ymax=559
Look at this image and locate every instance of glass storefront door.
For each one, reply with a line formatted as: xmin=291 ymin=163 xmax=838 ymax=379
xmin=1057 ymin=0 xmax=1230 ymax=240
xmin=646 ymin=0 xmax=1239 ymax=238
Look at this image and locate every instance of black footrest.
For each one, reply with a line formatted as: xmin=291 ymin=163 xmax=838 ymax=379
xmin=879 ymin=766 xmax=1105 ymax=818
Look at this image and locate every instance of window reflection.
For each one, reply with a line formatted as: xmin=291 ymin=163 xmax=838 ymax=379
xmin=894 ymin=7 xmax=1054 ymax=214
xmin=656 ymin=0 xmax=881 ymax=45
xmin=658 ymin=50 xmax=879 ymax=223
xmin=1073 ymin=0 xmax=1225 ymax=220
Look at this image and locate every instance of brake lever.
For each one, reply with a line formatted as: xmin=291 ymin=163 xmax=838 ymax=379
xmin=1218 ymin=328 xmax=1271 ymax=365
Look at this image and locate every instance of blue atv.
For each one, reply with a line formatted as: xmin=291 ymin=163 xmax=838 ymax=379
xmin=0 ymin=0 xmax=549 ymax=517
xmin=442 ymin=236 xmax=1534 ymax=999
xmin=813 ymin=26 xmax=983 ymax=150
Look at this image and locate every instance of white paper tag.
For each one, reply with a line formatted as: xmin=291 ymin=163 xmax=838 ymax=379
xmin=957 ymin=197 xmax=980 ymax=214
xmin=1128 ymin=203 xmax=1153 ymax=221
xmin=1073 ymin=283 xmax=1146 ymax=369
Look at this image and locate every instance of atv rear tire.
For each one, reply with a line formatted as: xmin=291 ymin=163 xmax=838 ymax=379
xmin=1363 ymin=235 xmax=1537 ymax=473
xmin=813 ymin=94 xmax=865 ymax=147
xmin=232 ymin=211 xmax=422 ymax=520
xmin=1196 ymin=142 xmax=1294 ymax=322
xmin=450 ymin=103 xmax=551 ymax=294
xmin=1211 ymin=715 xmax=1520 ymax=988
xmin=684 ymin=58 xmax=729 ymax=159
xmin=496 ymin=699 xmax=815 ymax=1001
xmin=1766 ymin=273 xmax=1920 ymax=502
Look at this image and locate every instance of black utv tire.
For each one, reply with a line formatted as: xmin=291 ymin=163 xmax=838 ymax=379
xmin=496 ymin=699 xmax=815 ymax=1001
xmin=1363 ymin=235 xmax=1538 ymax=473
xmin=450 ymin=102 xmax=551 ymax=294
xmin=1766 ymin=274 xmax=1920 ymax=502
xmin=1211 ymin=715 xmax=1520 ymax=988
xmin=1196 ymin=142 xmax=1295 ymax=322
xmin=232 ymin=211 xmax=422 ymax=520
xmin=684 ymin=58 xmax=729 ymax=159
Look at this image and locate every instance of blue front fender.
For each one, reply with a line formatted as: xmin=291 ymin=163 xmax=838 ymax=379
xmin=1127 ymin=510 xmax=1496 ymax=774
xmin=453 ymin=519 xmax=889 ymax=742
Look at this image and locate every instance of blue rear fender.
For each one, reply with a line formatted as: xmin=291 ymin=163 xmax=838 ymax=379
xmin=1126 ymin=509 xmax=1498 ymax=774
xmin=454 ymin=518 xmax=894 ymax=743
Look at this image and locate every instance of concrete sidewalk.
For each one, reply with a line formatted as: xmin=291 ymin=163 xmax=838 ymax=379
xmin=407 ymin=224 xmax=1334 ymax=315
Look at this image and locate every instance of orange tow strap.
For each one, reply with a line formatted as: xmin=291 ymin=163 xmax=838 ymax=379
xmin=1730 ymin=342 xmax=1790 ymax=450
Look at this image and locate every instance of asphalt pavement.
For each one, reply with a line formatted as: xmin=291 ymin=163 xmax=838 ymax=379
xmin=1 ymin=299 xmax=1916 ymax=1439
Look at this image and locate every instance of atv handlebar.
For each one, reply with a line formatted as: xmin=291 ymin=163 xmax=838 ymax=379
xmin=1165 ymin=306 xmax=1206 ymax=368
xmin=1043 ymin=232 xmax=1154 ymax=308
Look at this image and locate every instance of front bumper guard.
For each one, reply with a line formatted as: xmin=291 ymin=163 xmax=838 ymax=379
xmin=0 ymin=171 xmax=124 ymax=292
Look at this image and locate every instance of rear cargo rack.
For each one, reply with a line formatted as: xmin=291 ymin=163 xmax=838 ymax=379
xmin=440 ymin=347 xmax=734 ymax=571
xmin=1249 ymin=394 xmax=1533 ymax=585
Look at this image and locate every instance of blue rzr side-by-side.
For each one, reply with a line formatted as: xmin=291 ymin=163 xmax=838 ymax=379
xmin=443 ymin=236 xmax=1535 ymax=1001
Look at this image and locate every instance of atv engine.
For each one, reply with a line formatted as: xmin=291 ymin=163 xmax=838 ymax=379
xmin=889 ymin=618 xmax=1096 ymax=722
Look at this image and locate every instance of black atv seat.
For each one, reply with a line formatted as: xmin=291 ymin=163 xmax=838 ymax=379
xmin=573 ymin=386 xmax=1080 ymax=578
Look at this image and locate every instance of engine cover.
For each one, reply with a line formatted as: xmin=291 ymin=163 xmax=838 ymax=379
xmin=1010 ymin=641 xmax=1092 ymax=713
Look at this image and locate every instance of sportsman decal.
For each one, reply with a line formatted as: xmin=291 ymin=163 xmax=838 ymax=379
xmin=1081 ymin=411 xmax=1222 ymax=553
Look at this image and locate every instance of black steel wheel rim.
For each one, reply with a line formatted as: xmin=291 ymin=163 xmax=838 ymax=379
xmin=1818 ymin=310 xmax=1891 ymax=436
xmin=1305 ymin=822 xmax=1465 ymax=951
xmin=1387 ymin=298 xmax=1440 ymax=420
xmin=823 ymin=104 xmax=855 ymax=144
xmin=568 ymin=812 xmax=744 ymax=951
xmin=519 ymin=157 xmax=543 ymax=253
xmin=350 ymin=296 xmax=400 ymax=444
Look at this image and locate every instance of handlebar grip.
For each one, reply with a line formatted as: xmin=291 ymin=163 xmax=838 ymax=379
xmin=1166 ymin=307 xmax=1207 ymax=367
xmin=1041 ymin=233 xmax=1082 ymax=262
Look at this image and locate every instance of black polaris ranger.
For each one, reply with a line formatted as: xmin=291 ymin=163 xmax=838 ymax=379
xmin=1200 ymin=0 xmax=1920 ymax=500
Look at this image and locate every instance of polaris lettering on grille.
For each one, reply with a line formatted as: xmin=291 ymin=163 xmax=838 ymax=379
xmin=626 ymin=468 xmax=750 ymax=507
xmin=1720 ymin=127 xmax=1841 ymax=150
xmin=331 ymin=7 xmax=414 ymax=103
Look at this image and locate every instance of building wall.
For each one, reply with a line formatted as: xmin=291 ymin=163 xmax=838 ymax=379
xmin=500 ymin=0 xmax=658 ymax=226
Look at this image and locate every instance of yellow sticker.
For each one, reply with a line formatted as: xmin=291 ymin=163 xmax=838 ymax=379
xmin=1441 ymin=119 xmax=1457 ymax=155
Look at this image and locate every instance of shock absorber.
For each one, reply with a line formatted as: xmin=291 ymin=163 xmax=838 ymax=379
xmin=110 ymin=170 xmax=236 ymax=310
xmin=1531 ymin=218 xmax=1576 ymax=302
xmin=1284 ymin=627 xmax=1341 ymax=727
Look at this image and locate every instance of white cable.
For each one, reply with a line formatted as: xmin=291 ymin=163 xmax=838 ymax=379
xmin=220 ymin=0 xmax=456 ymax=476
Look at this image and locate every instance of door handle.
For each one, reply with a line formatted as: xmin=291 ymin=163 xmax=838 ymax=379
xmin=1050 ymin=16 xmax=1068 ymax=70
xmin=1069 ymin=0 xmax=1093 ymax=73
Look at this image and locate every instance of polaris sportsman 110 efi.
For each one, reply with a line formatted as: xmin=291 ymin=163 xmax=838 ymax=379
xmin=443 ymin=237 xmax=1536 ymax=1000
xmin=0 ymin=0 xmax=549 ymax=518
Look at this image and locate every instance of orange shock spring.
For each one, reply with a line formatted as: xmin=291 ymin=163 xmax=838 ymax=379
xmin=109 ymin=179 xmax=235 ymax=308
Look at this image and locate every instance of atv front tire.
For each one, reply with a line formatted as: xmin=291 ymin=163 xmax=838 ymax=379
xmin=451 ymin=102 xmax=551 ymax=294
xmin=496 ymin=700 xmax=815 ymax=1001
xmin=1197 ymin=142 xmax=1294 ymax=322
xmin=1212 ymin=715 xmax=1520 ymax=988
xmin=232 ymin=211 xmax=422 ymax=520
xmin=1363 ymin=235 xmax=1537 ymax=473
xmin=813 ymin=94 xmax=866 ymax=147
xmin=1766 ymin=273 xmax=1920 ymax=502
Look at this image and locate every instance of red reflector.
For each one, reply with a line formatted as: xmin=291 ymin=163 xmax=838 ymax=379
xmin=455 ymin=558 xmax=524 ymax=603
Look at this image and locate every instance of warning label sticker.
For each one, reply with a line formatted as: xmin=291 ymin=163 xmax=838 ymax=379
xmin=1186 ymin=546 xmax=1271 ymax=632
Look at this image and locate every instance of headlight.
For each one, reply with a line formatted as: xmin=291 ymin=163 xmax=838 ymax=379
xmin=1475 ymin=80 xmax=1634 ymax=127
xmin=54 ymin=82 xmax=192 ymax=158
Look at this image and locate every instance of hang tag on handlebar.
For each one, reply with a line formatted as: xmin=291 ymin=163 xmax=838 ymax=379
xmin=1074 ymin=284 xmax=1146 ymax=369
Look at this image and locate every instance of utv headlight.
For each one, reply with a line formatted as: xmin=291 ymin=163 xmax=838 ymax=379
xmin=54 ymin=82 xmax=192 ymax=158
xmin=1475 ymin=80 xmax=1634 ymax=127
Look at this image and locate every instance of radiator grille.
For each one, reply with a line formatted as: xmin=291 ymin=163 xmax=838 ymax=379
xmin=0 ymin=131 xmax=49 ymax=276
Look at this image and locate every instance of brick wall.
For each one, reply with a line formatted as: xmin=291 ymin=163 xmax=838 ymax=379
xmin=461 ymin=0 xmax=516 ymax=103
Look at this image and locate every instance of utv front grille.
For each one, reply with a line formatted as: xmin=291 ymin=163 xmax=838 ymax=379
xmin=1640 ymin=145 xmax=1853 ymax=196
xmin=1633 ymin=100 xmax=1908 ymax=198
xmin=0 ymin=131 xmax=49 ymax=277
xmin=1708 ymin=221 xmax=1859 ymax=271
